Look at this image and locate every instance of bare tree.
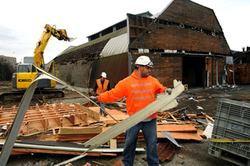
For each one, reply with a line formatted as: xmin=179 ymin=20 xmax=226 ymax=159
xmin=0 ymin=61 xmax=15 ymax=81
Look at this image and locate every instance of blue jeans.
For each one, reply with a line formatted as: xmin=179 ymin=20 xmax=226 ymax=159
xmin=100 ymin=102 xmax=106 ymax=115
xmin=122 ymin=118 xmax=159 ymax=166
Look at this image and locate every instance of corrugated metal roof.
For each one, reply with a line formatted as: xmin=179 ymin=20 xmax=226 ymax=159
xmin=61 ymin=27 xmax=127 ymax=55
xmin=100 ymin=33 xmax=128 ymax=57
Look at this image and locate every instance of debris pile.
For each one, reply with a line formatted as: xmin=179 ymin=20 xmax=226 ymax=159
xmin=0 ymin=101 xmax=214 ymax=165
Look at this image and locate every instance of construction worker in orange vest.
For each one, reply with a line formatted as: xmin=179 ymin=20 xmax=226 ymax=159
xmin=92 ymin=72 xmax=111 ymax=117
xmin=90 ymin=56 xmax=172 ymax=166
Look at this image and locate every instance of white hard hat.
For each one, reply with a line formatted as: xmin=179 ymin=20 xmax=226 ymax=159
xmin=135 ymin=56 xmax=153 ymax=67
xmin=101 ymin=72 xmax=107 ymax=78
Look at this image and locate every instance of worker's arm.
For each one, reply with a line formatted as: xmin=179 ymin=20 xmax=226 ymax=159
xmin=153 ymin=78 xmax=172 ymax=94
xmin=154 ymin=78 xmax=168 ymax=94
xmin=98 ymin=80 xmax=125 ymax=102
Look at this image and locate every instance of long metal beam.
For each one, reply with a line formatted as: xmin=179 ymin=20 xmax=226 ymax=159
xmin=0 ymin=64 xmax=184 ymax=166
xmin=0 ymin=65 xmax=118 ymax=166
xmin=0 ymin=141 xmax=145 ymax=153
xmin=84 ymin=80 xmax=184 ymax=150
xmin=55 ymin=80 xmax=184 ymax=165
xmin=0 ymin=76 xmax=39 ymax=165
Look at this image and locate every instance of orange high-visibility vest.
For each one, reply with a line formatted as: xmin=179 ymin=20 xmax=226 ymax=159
xmin=96 ymin=79 xmax=109 ymax=95
xmin=98 ymin=70 xmax=167 ymax=119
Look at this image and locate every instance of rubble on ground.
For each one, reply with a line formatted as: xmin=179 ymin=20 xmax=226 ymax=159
xmin=0 ymin=99 xmax=214 ymax=165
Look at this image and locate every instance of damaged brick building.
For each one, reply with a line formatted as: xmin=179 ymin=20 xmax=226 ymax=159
xmin=54 ymin=0 xmax=231 ymax=89
xmin=227 ymin=47 xmax=250 ymax=84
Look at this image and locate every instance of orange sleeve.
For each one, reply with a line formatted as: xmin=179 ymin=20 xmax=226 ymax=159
xmin=154 ymin=77 xmax=167 ymax=94
xmin=98 ymin=79 xmax=125 ymax=102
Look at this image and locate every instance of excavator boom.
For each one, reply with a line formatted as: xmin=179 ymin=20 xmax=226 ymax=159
xmin=34 ymin=24 xmax=73 ymax=70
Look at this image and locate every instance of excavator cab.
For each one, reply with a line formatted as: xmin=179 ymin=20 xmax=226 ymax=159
xmin=17 ymin=63 xmax=35 ymax=73
xmin=12 ymin=63 xmax=55 ymax=89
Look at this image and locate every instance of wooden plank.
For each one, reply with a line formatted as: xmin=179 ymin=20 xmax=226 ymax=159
xmin=109 ymin=139 xmax=117 ymax=149
xmin=47 ymin=117 xmax=61 ymax=129
xmin=157 ymin=121 xmax=185 ymax=125
xmin=167 ymin=112 xmax=178 ymax=122
xmin=59 ymin=127 xmax=102 ymax=135
xmin=57 ymin=134 xmax=99 ymax=142
xmin=75 ymin=104 xmax=100 ymax=121
xmin=10 ymin=148 xmax=117 ymax=156
xmin=104 ymin=120 xmax=120 ymax=127
xmin=75 ymin=112 xmax=88 ymax=123
xmin=61 ymin=118 xmax=74 ymax=127
xmin=157 ymin=124 xmax=197 ymax=132
xmin=157 ymin=132 xmax=203 ymax=142
xmin=53 ymin=128 xmax=56 ymax=135
xmin=23 ymin=119 xmax=47 ymax=134
xmin=0 ymin=103 xmax=94 ymax=136
xmin=171 ymin=106 xmax=188 ymax=113
xmin=89 ymin=107 xmax=128 ymax=121
xmin=201 ymin=112 xmax=214 ymax=122
xmin=66 ymin=116 xmax=75 ymax=125
xmin=0 ymin=112 xmax=16 ymax=119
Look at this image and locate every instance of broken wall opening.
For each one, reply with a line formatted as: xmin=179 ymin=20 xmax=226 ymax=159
xmin=182 ymin=56 xmax=205 ymax=87
xmin=56 ymin=59 xmax=93 ymax=88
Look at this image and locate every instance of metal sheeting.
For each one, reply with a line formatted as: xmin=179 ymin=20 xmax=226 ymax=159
xmin=61 ymin=28 xmax=127 ymax=55
xmin=84 ymin=80 xmax=184 ymax=151
xmin=89 ymin=53 xmax=128 ymax=89
xmin=160 ymin=132 xmax=181 ymax=148
xmin=100 ymin=33 xmax=128 ymax=58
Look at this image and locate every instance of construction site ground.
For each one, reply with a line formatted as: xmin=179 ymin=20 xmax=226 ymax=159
xmin=1 ymin=83 xmax=250 ymax=166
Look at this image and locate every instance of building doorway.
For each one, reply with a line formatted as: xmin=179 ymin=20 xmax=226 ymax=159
xmin=182 ymin=56 xmax=205 ymax=87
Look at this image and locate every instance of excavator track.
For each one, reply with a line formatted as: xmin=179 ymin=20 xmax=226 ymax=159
xmin=0 ymin=89 xmax=64 ymax=101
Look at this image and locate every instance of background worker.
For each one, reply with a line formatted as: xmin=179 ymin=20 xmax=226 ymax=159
xmin=92 ymin=72 xmax=111 ymax=117
xmin=90 ymin=56 xmax=172 ymax=166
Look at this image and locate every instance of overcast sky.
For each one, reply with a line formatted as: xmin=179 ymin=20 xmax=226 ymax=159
xmin=0 ymin=0 xmax=249 ymax=63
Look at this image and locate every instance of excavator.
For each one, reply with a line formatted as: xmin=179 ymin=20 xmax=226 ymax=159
xmin=0 ymin=24 xmax=75 ymax=101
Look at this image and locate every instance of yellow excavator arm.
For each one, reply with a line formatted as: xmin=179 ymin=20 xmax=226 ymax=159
xmin=12 ymin=24 xmax=75 ymax=90
xmin=5 ymin=24 xmax=75 ymax=101
xmin=33 ymin=24 xmax=73 ymax=70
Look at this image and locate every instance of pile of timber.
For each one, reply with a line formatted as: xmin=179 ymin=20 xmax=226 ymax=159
xmin=0 ymin=103 xmax=213 ymax=159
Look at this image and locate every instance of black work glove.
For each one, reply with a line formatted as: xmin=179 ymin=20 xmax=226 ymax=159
xmin=89 ymin=96 xmax=98 ymax=101
xmin=164 ymin=88 xmax=172 ymax=95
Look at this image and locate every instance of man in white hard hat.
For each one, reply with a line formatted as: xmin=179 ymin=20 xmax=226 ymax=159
xmin=90 ymin=56 xmax=172 ymax=166
xmin=92 ymin=72 xmax=111 ymax=116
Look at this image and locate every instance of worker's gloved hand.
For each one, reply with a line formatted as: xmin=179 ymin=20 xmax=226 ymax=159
xmin=165 ymin=88 xmax=172 ymax=95
xmin=89 ymin=96 xmax=98 ymax=101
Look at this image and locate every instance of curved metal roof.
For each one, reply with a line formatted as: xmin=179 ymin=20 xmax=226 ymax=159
xmin=100 ymin=33 xmax=128 ymax=57
xmin=61 ymin=28 xmax=127 ymax=55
